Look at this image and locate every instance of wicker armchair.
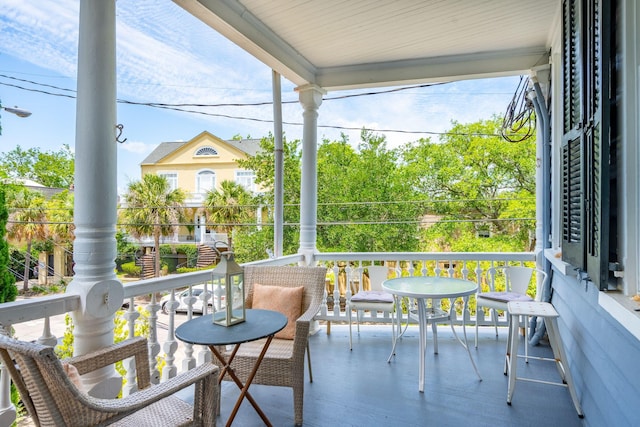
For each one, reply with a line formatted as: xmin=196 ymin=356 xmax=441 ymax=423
xmin=0 ymin=335 xmax=218 ymax=426
xmin=214 ymin=265 xmax=326 ymax=426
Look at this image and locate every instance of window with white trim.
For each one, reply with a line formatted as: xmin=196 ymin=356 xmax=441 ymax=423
xmin=158 ymin=172 xmax=178 ymax=191
xmin=235 ymin=170 xmax=256 ymax=192
xmin=195 ymin=146 xmax=218 ymax=156
xmin=196 ymin=170 xmax=216 ymax=194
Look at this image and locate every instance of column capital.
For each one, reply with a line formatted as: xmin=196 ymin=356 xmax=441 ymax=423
xmin=295 ymin=84 xmax=326 ymax=109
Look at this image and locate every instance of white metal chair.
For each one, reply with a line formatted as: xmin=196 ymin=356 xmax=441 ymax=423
xmin=348 ymin=265 xmax=399 ymax=350
xmin=475 ymin=266 xmax=548 ymax=357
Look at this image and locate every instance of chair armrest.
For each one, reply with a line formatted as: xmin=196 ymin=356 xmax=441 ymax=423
xmin=67 ymin=336 xmax=151 ymax=389
xmin=293 ymin=301 xmax=321 ymax=348
xmin=79 ymin=363 xmax=218 ymax=414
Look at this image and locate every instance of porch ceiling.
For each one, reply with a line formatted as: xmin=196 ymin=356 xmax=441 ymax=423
xmin=174 ymin=0 xmax=559 ymax=91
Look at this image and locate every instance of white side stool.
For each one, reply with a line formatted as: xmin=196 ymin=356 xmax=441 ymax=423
xmin=504 ymin=301 xmax=584 ymax=418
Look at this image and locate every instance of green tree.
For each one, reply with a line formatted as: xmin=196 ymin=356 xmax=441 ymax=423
xmin=0 ymin=144 xmax=74 ymax=188
xmin=204 ymin=180 xmax=255 ymax=250
xmin=0 ymin=188 xmax=18 ymax=303
xmin=6 ymin=187 xmax=47 ymax=291
xmin=316 ymin=130 xmax=422 ymax=252
xmin=120 ymin=175 xmax=186 ymax=278
xmin=46 ymin=190 xmax=75 ymax=249
xmin=236 ymin=134 xmax=302 ymax=257
xmin=401 ymin=116 xmax=536 ymax=251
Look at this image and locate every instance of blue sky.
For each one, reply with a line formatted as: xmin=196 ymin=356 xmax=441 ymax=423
xmin=0 ymin=0 xmax=522 ymax=194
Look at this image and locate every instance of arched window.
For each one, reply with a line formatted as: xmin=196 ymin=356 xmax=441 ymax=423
xmin=195 ymin=146 xmax=218 ymax=156
xmin=196 ymin=170 xmax=215 ymax=193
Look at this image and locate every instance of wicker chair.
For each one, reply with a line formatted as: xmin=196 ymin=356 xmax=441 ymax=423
xmin=0 ymin=335 xmax=218 ymax=426
xmin=213 ymin=265 xmax=326 ymax=426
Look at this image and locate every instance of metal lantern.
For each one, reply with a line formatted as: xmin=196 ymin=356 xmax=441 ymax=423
xmin=211 ymin=251 xmax=245 ymax=326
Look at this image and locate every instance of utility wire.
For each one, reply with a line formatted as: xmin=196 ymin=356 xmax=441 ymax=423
xmin=0 ymin=73 xmax=510 ymax=137
xmin=7 ymin=217 xmax=535 ymax=227
xmin=8 ymin=196 xmax=535 ymax=212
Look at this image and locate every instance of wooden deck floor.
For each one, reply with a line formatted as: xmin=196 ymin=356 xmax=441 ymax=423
xmin=204 ymin=323 xmax=585 ymax=427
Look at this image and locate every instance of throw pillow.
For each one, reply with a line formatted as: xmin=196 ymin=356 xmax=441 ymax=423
xmin=62 ymin=362 xmax=84 ymax=391
xmin=252 ymin=283 xmax=304 ymax=339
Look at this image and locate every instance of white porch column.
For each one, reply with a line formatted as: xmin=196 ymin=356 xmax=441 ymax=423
xmin=66 ymin=0 xmax=123 ymax=398
xmin=295 ymin=84 xmax=325 ymax=263
xmin=272 ymin=71 xmax=284 ymax=257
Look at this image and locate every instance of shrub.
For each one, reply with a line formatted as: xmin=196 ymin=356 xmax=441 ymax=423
xmin=176 ymin=264 xmax=215 ymax=274
xmin=120 ymin=261 xmax=141 ymax=277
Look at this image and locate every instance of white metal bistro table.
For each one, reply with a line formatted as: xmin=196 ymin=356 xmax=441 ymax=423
xmin=382 ymin=276 xmax=482 ymax=392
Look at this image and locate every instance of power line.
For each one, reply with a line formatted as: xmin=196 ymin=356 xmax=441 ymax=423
xmin=8 ymin=196 xmax=534 ymax=213
xmin=7 ymin=217 xmax=535 ymax=228
xmin=0 ymin=73 xmax=516 ymax=138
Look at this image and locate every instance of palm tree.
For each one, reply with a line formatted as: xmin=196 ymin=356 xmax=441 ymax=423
xmin=6 ymin=187 xmax=48 ymax=291
xmin=120 ymin=174 xmax=186 ymax=278
xmin=204 ymin=180 xmax=255 ymax=250
xmin=47 ymin=190 xmax=75 ymax=246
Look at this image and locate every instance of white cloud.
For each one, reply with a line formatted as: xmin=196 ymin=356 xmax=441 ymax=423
xmin=120 ymin=140 xmax=155 ymax=155
xmin=0 ymin=0 xmax=522 ymax=175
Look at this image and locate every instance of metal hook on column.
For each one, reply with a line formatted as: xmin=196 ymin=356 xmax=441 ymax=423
xmin=115 ymin=124 xmax=127 ymax=144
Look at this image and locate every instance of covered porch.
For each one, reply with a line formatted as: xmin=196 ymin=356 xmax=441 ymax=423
xmin=1 ymin=0 xmax=640 ymax=426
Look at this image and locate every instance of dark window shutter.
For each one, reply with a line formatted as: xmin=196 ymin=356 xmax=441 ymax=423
xmin=585 ymin=0 xmax=611 ymax=289
xmin=561 ymin=0 xmax=613 ymax=289
xmin=562 ymin=135 xmax=584 ymax=267
xmin=561 ymin=0 xmax=584 ymax=268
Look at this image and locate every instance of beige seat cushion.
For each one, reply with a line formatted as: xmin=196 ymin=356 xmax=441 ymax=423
xmin=252 ymin=283 xmax=304 ymax=339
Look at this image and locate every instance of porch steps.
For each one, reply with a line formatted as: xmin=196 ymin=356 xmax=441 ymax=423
xmin=196 ymin=245 xmax=218 ymax=268
xmin=136 ymin=253 xmax=156 ymax=279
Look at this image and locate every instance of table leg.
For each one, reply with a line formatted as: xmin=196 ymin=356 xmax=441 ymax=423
xmin=448 ymin=296 xmax=482 ymax=380
xmin=387 ymin=296 xmax=399 ymax=362
xmin=417 ymin=298 xmax=427 ymax=392
xmin=210 ymin=335 xmax=275 ymax=427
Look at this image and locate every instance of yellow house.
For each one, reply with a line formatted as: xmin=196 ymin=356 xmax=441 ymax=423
xmin=140 ymin=131 xmax=261 ymax=244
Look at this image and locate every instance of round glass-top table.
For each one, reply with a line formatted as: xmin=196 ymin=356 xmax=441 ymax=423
xmin=383 ymin=276 xmax=482 ymax=392
xmin=382 ymin=276 xmax=477 ymax=299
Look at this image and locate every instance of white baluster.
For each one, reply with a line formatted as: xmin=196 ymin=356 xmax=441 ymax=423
xmin=332 ymin=265 xmax=342 ymax=320
xmin=37 ymin=317 xmax=57 ymax=347
xmin=122 ymin=297 xmax=139 ymax=396
xmin=146 ymin=294 xmax=161 ymax=384
xmin=197 ymin=283 xmax=212 ymax=365
xmin=181 ymin=286 xmax=197 ymax=371
xmin=162 ymin=290 xmax=178 ymax=381
xmin=461 ymin=260 xmax=469 ymax=280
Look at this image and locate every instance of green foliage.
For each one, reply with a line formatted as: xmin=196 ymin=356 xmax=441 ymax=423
xmin=120 ymin=174 xmax=186 ymax=277
xmin=55 ymin=313 xmax=76 ymax=359
xmin=176 ymin=264 xmax=215 ymax=274
xmin=316 ymin=130 xmax=422 ymax=252
xmin=5 ymin=187 xmax=47 ymax=292
xmin=0 ymin=144 xmax=74 ymax=188
xmin=0 ymin=189 xmax=17 ymax=303
xmin=236 ymin=134 xmax=301 ymax=256
xmin=120 ymin=262 xmax=141 ymax=277
xmin=204 ymin=180 xmax=256 ymax=250
xmin=116 ymin=231 xmax=137 ymax=270
xmin=233 ymin=226 xmax=277 ymax=263
xmin=175 ymin=244 xmax=198 ymax=267
xmin=402 ymin=116 xmax=536 ymax=252
xmin=46 ymin=190 xmax=74 ymax=248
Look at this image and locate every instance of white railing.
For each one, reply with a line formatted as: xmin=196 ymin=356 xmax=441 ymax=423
xmin=314 ymin=252 xmax=536 ymax=326
xmin=0 ymin=251 xmax=535 ymax=425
